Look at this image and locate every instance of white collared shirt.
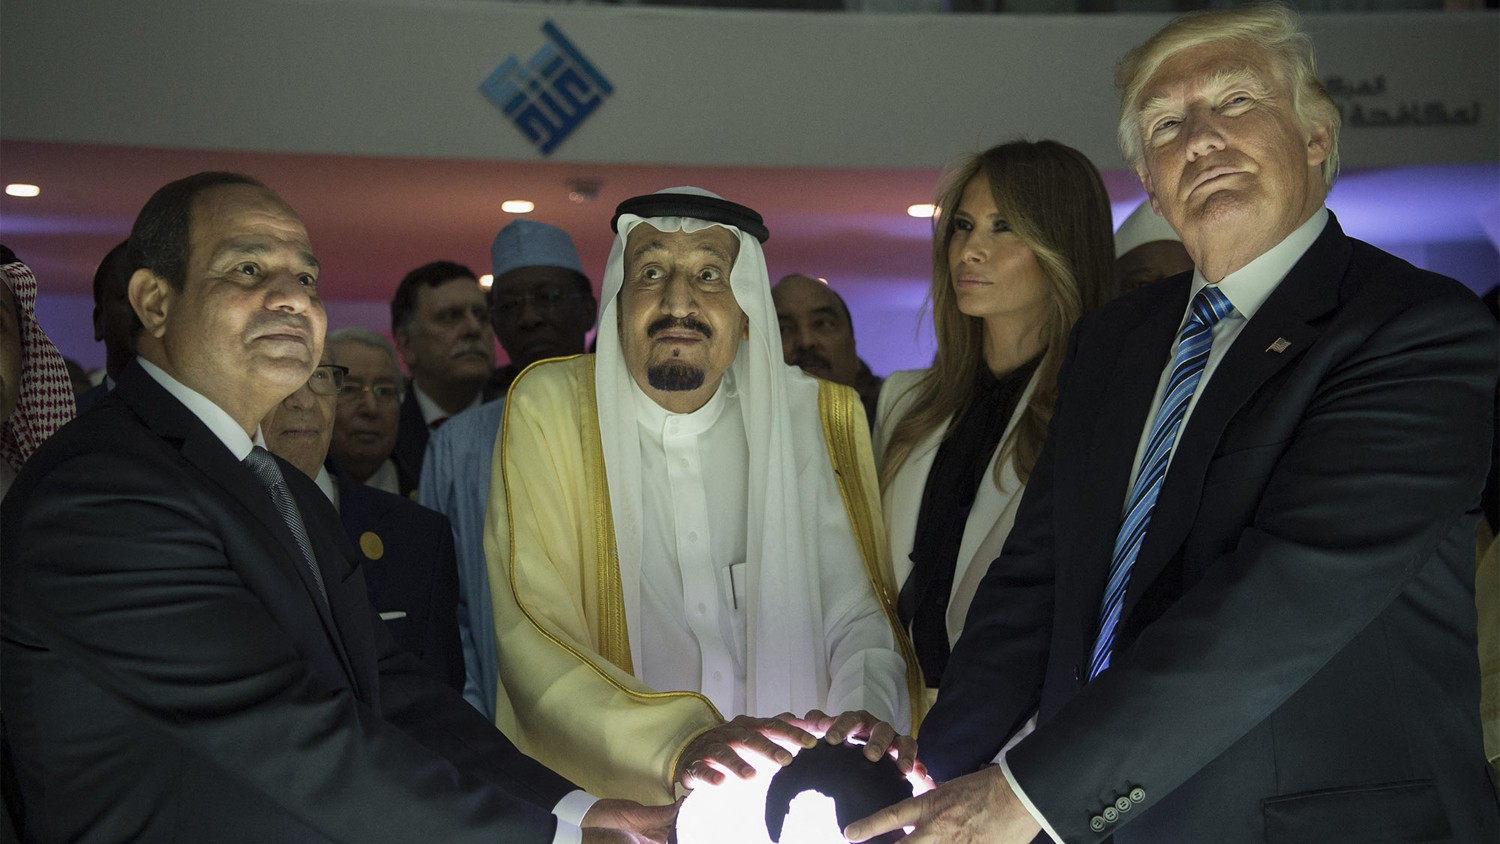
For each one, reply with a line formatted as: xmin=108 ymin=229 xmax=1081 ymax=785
xmin=364 ymin=458 xmax=401 ymax=496
xmin=137 ymin=358 xmax=261 ymax=457
xmin=633 ymin=375 xmax=751 ymax=717
xmin=314 ymin=465 xmax=340 ymax=508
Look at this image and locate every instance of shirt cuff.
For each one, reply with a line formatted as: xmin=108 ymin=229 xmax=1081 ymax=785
xmin=553 ymin=789 xmax=599 ymax=827
xmin=999 ymin=750 xmax=1063 ymax=844
xmin=550 ymin=819 xmax=582 ymax=844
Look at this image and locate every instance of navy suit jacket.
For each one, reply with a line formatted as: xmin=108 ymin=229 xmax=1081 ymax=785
xmin=336 ymin=473 xmax=464 ymax=692
xmin=920 ymin=215 xmax=1500 ymax=843
xmin=1 ymin=364 xmax=575 ymax=842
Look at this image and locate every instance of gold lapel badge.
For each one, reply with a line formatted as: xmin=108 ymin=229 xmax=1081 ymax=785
xmin=1266 ymin=337 xmax=1291 ymax=353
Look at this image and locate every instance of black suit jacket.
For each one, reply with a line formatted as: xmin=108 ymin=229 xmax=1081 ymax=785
xmin=391 ymin=392 xmax=429 ymax=494
xmin=921 ymin=215 xmax=1500 ymax=843
xmin=336 ymin=472 xmax=464 ymax=692
xmin=1 ymin=364 xmax=575 ymax=843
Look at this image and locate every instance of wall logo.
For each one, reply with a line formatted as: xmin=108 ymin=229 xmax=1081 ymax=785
xmin=481 ymin=21 xmax=613 ymax=156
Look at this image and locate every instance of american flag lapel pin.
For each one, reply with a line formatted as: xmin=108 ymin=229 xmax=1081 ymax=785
xmin=1266 ymin=337 xmax=1291 ymax=353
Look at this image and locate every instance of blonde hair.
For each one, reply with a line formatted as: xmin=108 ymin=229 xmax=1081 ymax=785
xmin=1115 ymin=3 xmax=1341 ymax=189
xmin=880 ymin=140 xmax=1114 ymax=491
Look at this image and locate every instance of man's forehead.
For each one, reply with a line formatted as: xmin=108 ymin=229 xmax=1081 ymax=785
xmin=774 ymin=278 xmax=841 ymax=316
xmin=331 ymin=340 xmax=399 ymax=379
xmin=495 ymin=264 xmax=579 ymax=292
xmin=1139 ymin=41 xmax=1276 ymax=105
xmin=625 ymin=223 xmax=738 ymax=261
xmin=193 ymin=185 xmax=317 ymax=265
xmin=416 ymin=276 xmax=485 ymax=307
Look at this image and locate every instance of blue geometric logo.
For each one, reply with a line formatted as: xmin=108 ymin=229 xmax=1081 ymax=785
xmin=481 ymin=21 xmax=614 ymax=157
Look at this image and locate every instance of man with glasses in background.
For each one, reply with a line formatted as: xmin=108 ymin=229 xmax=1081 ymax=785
xmin=327 ymin=328 xmax=412 ymax=495
xmin=421 ymin=218 xmax=597 ymax=718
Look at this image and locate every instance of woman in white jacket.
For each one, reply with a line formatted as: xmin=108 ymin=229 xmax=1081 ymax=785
xmin=875 ymin=140 xmax=1116 ymax=706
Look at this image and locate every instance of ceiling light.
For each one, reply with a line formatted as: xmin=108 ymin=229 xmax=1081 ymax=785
xmin=906 ymin=203 xmax=937 ymax=218
xmin=479 ymin=274 xmax=494 ymax=289
xmin=5 ymin=184 xmax=40 ymax=198
xmin=502 ymin=199 xmax=535 ymax=214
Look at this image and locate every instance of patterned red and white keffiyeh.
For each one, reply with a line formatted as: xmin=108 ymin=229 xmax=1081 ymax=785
xmin=2 ymin=260 xmax=75 ymax=472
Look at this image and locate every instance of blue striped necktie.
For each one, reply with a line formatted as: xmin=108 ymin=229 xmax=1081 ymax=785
xmin=1088 ymin=285 xmax=1234 ymax=680
xmin=243 ymin=445 xmax=329 ymax=608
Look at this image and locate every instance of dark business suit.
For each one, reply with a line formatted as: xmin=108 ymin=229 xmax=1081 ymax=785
xmin=921 ymin=214 xmax=1500 ymax=843
xmin=336 ymin=472 xmax=464 ymax=692
xmin=391 ymin=391 xmax=429 ymax=493
xmin=1 ymin=364 xmax=574 ymax=842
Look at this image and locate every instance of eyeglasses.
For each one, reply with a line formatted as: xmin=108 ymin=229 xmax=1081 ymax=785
xmin=491 ymin=290 xmax=591 ymax=319
xmin=338 ymin=378 xmax=403 ymax=405
xmin=306 ymin=364 xmax=348 ymax=396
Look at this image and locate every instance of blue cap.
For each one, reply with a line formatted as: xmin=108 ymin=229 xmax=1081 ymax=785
xmin=491 ymin=219 xmax=584 ymax=280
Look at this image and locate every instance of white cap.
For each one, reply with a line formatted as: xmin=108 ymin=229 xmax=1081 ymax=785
xmin=1114 ymin=200 xmax=1183 ymax=258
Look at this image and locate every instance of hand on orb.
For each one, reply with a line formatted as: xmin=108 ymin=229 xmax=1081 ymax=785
xmin=842 ymin=765 xmax=1041 ymax=844
xmin=676 ymin=714 xmax=818 ymax=789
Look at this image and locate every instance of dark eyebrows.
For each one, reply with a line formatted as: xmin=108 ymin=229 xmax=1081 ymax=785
xmin=696 ymin=242 xmax=733 ymax=265
xmin=627 ymin=240 xmax=667 ymax=265
xmin=219 ymin=242 xmax=321 ymax=272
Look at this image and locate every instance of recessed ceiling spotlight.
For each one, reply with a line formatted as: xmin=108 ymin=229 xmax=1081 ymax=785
xmin=5 ymin=184 xmax=41 ymax=198
xmin=906 ymin=203 xmax=937 ymax=219
xmin=479 ymin=274 xmax=495 ymax=289
xmin=502 ymin=200 xmax=535 ymax=214
xmin=568 ymin=179 xmax=601 ymax=203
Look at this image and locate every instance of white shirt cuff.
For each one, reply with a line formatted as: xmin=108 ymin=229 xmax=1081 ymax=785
xmin=553 ymin=789 xmax=599 ymax=826
xmin=550 ymin=819 xmax=582 ymax=844
xmin=999 ymin=747 xmax=1063 ymax=844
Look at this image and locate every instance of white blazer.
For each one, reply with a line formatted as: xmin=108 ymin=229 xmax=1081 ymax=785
xmin=873 ymin=368 xmax=1039 ymax=654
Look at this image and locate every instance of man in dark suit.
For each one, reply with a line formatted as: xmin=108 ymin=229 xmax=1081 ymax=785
xmin=1 ymin=171 xmax=671 ymax=843
xmin=850 ymin=7 xmax=1499 ymax=843
xmin=389 ymin=261 xmax=493 ymax=485
xmin=262 ymin=348 xmax=465 ymax=692
xmin=74 ymin=240 xmax=138 ymax=414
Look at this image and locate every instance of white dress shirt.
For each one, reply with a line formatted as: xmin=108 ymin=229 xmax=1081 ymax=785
xmin=633 ymin=378 xmax=751 ymax=717
xmin=1004 ymin=207 xmax=1329 ymax=843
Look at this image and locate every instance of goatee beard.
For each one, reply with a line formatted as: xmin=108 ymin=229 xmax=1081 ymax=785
xmin=647 ymin=362 xmax=706 ymax=392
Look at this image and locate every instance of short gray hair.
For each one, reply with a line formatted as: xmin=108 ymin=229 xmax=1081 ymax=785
xmin=326 ymin=327 xmax=405 ymax=386
xmin=1115 ymin=3 xmax=1340 ymax=189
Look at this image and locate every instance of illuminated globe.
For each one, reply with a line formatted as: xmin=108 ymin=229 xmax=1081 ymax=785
xmin=674 ymin=741 xmax=911 ymax=844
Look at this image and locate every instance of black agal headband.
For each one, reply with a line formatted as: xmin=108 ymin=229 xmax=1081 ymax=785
xmin=611 ymin=192 xmax=770 ymax=244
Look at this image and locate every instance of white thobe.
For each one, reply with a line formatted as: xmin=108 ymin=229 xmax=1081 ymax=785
xmin=633 ymin=379 xmax=750 ymax=717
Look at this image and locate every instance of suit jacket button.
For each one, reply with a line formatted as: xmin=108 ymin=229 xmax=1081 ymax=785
xmin=1116 ymin=796 xmax=1132 ymax=813
xmin=1102 ymin=806 xmax=1119 ymax=823
xmin=1129 ymin=787 xmax=1146 ymax=803
xmin=1090 ymin=815 xmax=1106 ymax=832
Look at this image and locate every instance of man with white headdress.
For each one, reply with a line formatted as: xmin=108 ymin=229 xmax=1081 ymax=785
xmin=485 ymin=188 xmax=920 ymax=805
xmin=1112 ymin=200 xmax=1193 ymax=294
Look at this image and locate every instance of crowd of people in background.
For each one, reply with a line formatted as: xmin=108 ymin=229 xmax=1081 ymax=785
xmin=1 ymin=4 xmax=1497 ymax=843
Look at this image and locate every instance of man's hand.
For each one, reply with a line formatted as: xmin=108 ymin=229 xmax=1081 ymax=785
xmin=581 ymin=798 xmax=679 ymax=844
xmin=788 ymin=709 xmax=925 ymax=782
xmin=843 ymin=765 xmax=1042 ymax=844
xmin=676 ymin=715 xmax=817 ymax=788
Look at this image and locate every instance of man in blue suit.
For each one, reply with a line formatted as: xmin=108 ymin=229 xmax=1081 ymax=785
xmin=420 ymin=218 xmax=596 ymax=718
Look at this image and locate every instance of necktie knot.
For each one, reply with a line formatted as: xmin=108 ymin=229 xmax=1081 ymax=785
xmin=243 ymin=445 xmax=286 ymax=489
xmin=1189 ymin=285 xmax=1235 ymax=331
xmin=243 ymin=445 xmax=328 ymax=607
